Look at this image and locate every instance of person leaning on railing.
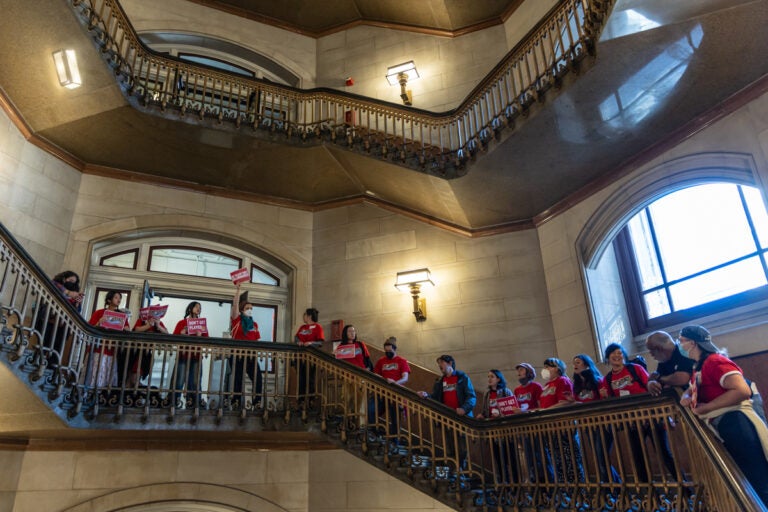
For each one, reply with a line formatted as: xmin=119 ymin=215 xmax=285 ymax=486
xmin=645 ymin=330 xmax=694 ymax=395
xmin=678 ymin=325 xmax=768 ymax=508
xmin=599 ymin=342 xmax=678 ymax=482
xmin=540 ymin=357 xmax=584 ymax=483
xmin=372 ymin=337 xmax=410 ymax=452
xmin=336 ymin=324 xmax=374 ymax=428
xmin=513 ymin=362 xmax=546 ymax=482
xmin=35 ymin=270 xmax=84 ymax=369
xmin=572 ymin=354 xmax=620 ymax=484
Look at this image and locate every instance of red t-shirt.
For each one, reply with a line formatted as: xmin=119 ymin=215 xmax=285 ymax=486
xmin=231 ymin=316 xmax=260 ymax=341
xmin=514 ymin=381 xmax=543 ymax=411
xmin=88 ymin=308 xmax=129 ymax=355
xmin=690 ymin=353 xmax=742 ymax=406
xmin=295 ymin=323 xmax=324 ymax=346
xmin=338 ymin=341 xmax=370 ymax=369
xmin=575 ymin=377 xmax=602 ymax=403
xmin=441 ymin=375 xmax=460 ymax=409
xmin=600 ymin=365 xmax=648 ymax=397
xmin=374 ymin=356 xmax=411 ymax=382
xmin=539 ymin=376 xmax=574 ymax=409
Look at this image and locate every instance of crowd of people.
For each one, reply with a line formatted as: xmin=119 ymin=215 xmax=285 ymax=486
xmin=38 ymin=269 xmax=768 ymax=504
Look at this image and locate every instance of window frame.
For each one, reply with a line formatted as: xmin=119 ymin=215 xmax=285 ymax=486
xmin=147 ymin=245 xmax=243 ymax=280
xmin=99 ymin=249 xmax=139 ymax=270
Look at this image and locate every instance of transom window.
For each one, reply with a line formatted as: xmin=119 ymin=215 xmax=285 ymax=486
xmin=148 ymin=246 xmax=241 ymax=280
xmin=615 ymin=183 xmax=768 ymax=331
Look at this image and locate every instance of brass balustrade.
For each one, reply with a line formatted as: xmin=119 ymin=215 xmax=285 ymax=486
xmin=66 ymin=0 xmax=616 ymax=178
xmin=1 ymin=220 xmax=764 ymax=511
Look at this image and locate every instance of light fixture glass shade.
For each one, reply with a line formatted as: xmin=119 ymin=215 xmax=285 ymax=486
xmin=395 ymin=268 xmax=433 ymax=291
xmin=53 ymin=49 xmax=81 ymax=89
xmin=385 ymin=61 xmax=419 ymax=86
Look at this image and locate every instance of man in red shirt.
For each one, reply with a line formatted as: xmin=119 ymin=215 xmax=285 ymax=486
xmin=373 ymin=337 xmax=411 ymax=451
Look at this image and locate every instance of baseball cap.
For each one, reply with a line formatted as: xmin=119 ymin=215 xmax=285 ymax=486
xmin=679 ymin=325 xmax=719 ymax=353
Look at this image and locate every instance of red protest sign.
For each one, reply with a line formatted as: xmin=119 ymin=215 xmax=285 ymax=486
xmin=187 ymin=317 xmax=208 ymax=335
xmin=230 ymin=267 xmax=250 ymax=285
xmin=101 ymin=310 xmax=128 ymax=331
xmin=496 ymin=395 xmax=520 ymax=416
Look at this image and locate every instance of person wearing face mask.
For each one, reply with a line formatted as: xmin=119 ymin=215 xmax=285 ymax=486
xmin=679 ymin=325 xmax=768 ymax=507
xmin=540 ymin=357 xmax=583 ymax=484
xmin=645 ymin=331 xmax=693 ymax=396
xmin=373 ymin=337 xmax=410 ymax=451
xmin=229 ymin=283 xmax=263 ymax=409
xmin=36 ymin=271 xmax=84 ymax=370
xmin=513 ymin=362 xmax=545 ymax=482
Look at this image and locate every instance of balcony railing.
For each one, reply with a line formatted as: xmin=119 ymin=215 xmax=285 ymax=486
xmin=0 ymin=221 xmax=764 ymax=511
xmin=67 ymin=0 xmax=615 ymax=178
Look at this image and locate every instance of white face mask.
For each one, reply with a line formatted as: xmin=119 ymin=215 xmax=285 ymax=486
xmin=541 ymin=368 xmax=551 ymax=380
xmin=243 ymin=309 xmax=253 ymax=317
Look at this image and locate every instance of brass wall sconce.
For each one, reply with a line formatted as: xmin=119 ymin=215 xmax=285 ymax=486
xmin=386 ymin=61 xmax=419 ymax=106
xmin=395 ymin=268 xmax=433 ymax=321
xmin=52 ymin=49 xmax=81 ymax=89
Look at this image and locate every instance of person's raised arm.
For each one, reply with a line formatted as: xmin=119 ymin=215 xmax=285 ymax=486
xmin=231 ymin=284 xmax=240 ymax=320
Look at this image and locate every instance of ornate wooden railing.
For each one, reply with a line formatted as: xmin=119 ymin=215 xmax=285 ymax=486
xmin=67 ymin=0 xmax=615 ymax=178
xmin=0 ymin=222 xmax=764 ymax=511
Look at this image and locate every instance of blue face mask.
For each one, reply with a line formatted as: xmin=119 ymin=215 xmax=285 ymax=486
xmin=678 ymin=343 xmax=690 ymax=359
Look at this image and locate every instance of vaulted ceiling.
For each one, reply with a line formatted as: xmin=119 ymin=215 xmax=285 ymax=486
xmin=1 ymin=0 xmax=767 ymax=233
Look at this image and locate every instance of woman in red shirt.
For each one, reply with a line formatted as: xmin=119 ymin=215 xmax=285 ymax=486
xmin=229 ymin=284 xmax=263 ymax=409
xmin=172 ymin=301 xmax=207 ymax=409
xmin=679 ymin=325 xmax=768 ymax=507
xmin=87 ymin=290 xmax=130 ymax=389
xmin=294 ymin=307 xmax=324 ymax=403
xmin=336 ymin=325 xmax=372 ymax=428
xmin=573 ymin=354 xmax=620 ymax=484
xmin=540 ymin=357 xmax=583 ymax=483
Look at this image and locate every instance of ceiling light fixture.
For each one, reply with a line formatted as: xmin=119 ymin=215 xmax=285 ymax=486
xmin=53 ymin=49 xmax=81 ymax=89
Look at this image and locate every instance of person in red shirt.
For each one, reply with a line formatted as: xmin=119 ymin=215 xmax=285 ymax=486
xmin=336 ymin=325 xmax=373 ymax=427
xmin=125 ymin=313 xmax=168 ymax=395
xmin=172 ymin=301 xmax=207 ymax=409
xmin=229 ymin=284 xmax=263 ymax=409
xmin=572 ymin=354 xmax=620 ymax=484
xmin=87 ymin=291 xmax=130 ymax=389
xmin=294 ymin=307 xmax=324 ymax=403
xmin=514 ymin=362 xmax=545 ymax=482
xmin=477 ymin=369 xmax=518 ymax=484
xmin=373 ymin=337 xmax=410 ymax=451
xmin=600 ymin=343 xmax=662 ymax=483
xmin=540 ymin=357 xmax=583 ymax=483
xmin=679 ymin=325 xmax=768 ymax=507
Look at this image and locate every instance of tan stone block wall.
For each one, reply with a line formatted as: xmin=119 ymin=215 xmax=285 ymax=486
xmin=312 ymin=203 xmax=556 ymax=387
xmin=0 ymin=109 xmax=82 ymax=275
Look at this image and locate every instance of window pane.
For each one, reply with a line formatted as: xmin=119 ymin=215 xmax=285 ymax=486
xmin=743 ymin=186 xmax=768 ymax=249
xmin=251 ymin=266 xmax=279 ymax=286
xmin=669 ymin=257 xmax=768 ymax=310
xmin=627 ymin=212 xmax=663 ymax=289
xmin=649 ymin=184 xmax=756 ymax=281
xmin=149 ymin=248 xmax=240 ymax=279
xmin=643 ymin=289 xmax=670 ymax=319
xmin=101 ymin=251 xmax=137 ymax=269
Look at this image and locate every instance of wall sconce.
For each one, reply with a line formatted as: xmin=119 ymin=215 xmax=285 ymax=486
xmin=395 ymin=268 xmax=433 ymax=321
xmin=52 ymin=49 xmax=81 ymax=89
xmin=386 ymin=61 xmax=419 ymax=106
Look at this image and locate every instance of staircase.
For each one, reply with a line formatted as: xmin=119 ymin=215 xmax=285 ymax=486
xmin=66 ymin=0 xmax=616 ymax=179
xmin=0 ymin=221 xmax=764 ymax=511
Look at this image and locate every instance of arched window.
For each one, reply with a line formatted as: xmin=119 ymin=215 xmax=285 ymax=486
xmin=577 ymin=153 xmax=765 ymax=354
xmin=615 ymin=183 xmax=768 ymax=332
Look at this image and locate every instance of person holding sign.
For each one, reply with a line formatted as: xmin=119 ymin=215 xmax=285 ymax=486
xmin=230 ymin=283 xmax=263 ymax=409
xmin=172 ymin=301 xmax=208 ymax=409
xmin=373 ymin=337 xmax=410 ymax=451
xmin=87 ymin=291 xmax=130 ymax=389
xmin=477 ymin=369 xmax=519 ymax=484
xmin=336 ymin=325 xmax=373 ymax=428
xmin=122 ymin=307 xmax=168 ymax=391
